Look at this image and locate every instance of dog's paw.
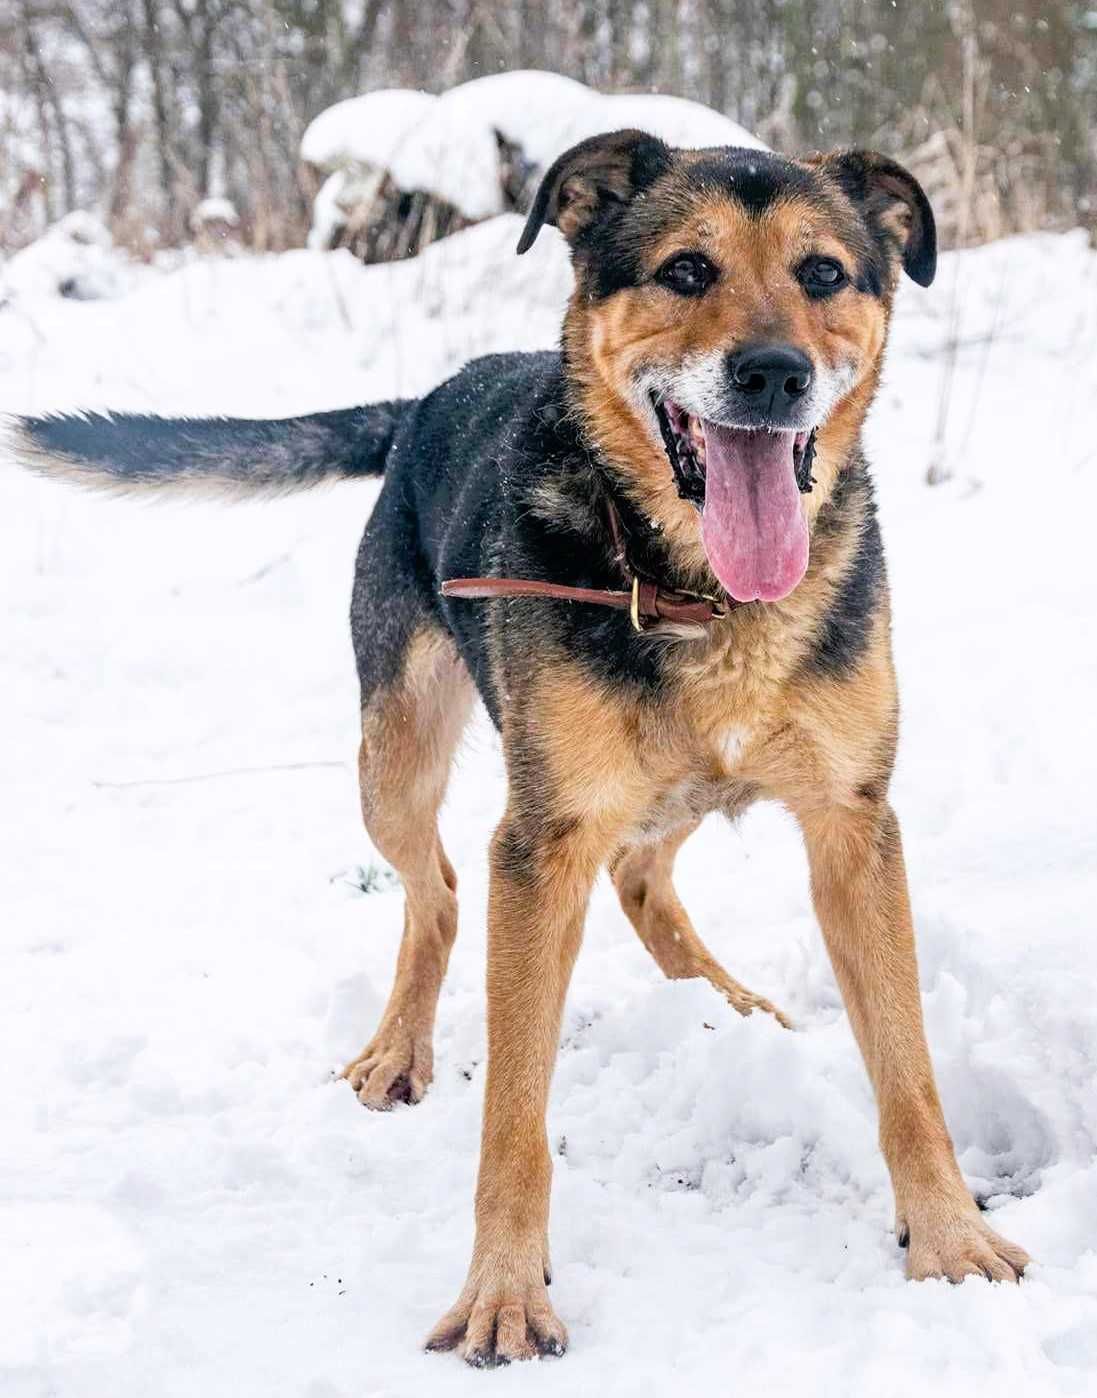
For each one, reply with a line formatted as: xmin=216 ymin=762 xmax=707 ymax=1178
xmin=341 ymin=1023 xmax=432 ymax=1110
xmin=717 ymin=975 xmax=793 ymax=1029
xmin=425 ymin=1257 xmax=567 ymax=1366
xmin=899 ymin=1204 xmax=1030 ymax=1283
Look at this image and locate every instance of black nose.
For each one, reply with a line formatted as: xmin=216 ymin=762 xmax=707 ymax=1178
xmin=728 ymin=344 xmax=814 ymax=413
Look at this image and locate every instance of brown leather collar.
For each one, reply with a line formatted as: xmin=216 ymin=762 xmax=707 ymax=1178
xmin=440 ymin=499 xmax=728 ymax=632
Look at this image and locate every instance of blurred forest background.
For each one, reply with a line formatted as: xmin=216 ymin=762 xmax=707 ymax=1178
xmin=2 ymin=0 xmax=1095 ymax=254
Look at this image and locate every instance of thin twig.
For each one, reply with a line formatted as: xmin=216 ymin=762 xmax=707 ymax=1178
xmin=93 ymin=760 xmax=348 ymax=789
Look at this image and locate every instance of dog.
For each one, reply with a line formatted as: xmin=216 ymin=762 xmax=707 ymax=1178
xmin=8 ymin=132 xmax=1029 ymax=1366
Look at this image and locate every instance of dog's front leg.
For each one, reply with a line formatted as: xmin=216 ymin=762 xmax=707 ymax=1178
xmin=800 ymin=798 xmax=1030 ymax=1282
xmin=426 ymin=808 xmax=605 ymax=1366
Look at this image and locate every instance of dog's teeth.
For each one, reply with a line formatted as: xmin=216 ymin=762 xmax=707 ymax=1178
xmin=687 ymin=417 xmax=706 ymax=466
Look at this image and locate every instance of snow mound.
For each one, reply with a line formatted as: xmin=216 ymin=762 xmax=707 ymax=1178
xmin=300 ymin=89 xmax=435 ymax=170
xmin=0 ymin=212 xmax=129 ymax=302
xmin=444 ymin=70 xmax=765 ymax=168
xmin=439 ymin=69 xmax=601 ymax=169
xmin=300 ymin=88 xmax=504 ymax=222
xmin=599 ymin=90 xmax=763 ymax=151
xmin=300 ymin=73 xmax=765 ymax=237
xmin=0 ymin=214 xmax=572 ymax=416
xmin=191 ymin=197 xmax=239 ymax=230
xmin=307 ymin=171 xmax=351 ymax=252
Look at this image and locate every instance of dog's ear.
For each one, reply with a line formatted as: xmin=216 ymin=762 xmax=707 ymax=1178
xmin=810 ymin=150 xmax=937 ymax=287
xmin=517 ymin=129 xmax=671 ymax=255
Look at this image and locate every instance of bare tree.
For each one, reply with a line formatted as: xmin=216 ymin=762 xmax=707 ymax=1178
xmin=3 ymin=0 xmax=1093 ymax=254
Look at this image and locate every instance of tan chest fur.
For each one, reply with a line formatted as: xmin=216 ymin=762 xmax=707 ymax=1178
xmin=527 ymin=573 xmax=898 ymax=855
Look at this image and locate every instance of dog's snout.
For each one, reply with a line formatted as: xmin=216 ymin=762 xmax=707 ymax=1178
xmin=728 ymin=344 xmax=814 ymax=416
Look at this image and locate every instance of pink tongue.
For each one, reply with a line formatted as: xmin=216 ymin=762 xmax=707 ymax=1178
xmin=700 ymin=424 xmax=809 ymax=603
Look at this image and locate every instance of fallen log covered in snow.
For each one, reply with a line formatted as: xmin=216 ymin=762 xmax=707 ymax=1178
xmin=301 ymin=71 xmax=765 ymax=263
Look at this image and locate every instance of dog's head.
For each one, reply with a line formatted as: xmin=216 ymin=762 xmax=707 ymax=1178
xmin=519 ymin=133 xmax=935 ymax=603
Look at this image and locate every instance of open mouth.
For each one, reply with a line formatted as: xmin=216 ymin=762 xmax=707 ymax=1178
xmin=651 ymin=396 xmax=816 ymax=604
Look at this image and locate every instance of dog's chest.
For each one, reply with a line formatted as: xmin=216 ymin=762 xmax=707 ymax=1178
xmin=631 ymin=762 xmax=756 ymax=842
xmin=672 ymin=616 xmax=801 ymax=765
xmin=628 ymin=720 xmax=759 ymax=842
xmin=630 ymin=639 xmax=797 ymax=840
xmin=716 ymin=723 xmax=751 ymax=769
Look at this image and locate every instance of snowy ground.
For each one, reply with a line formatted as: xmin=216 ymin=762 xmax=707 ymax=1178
xmin=1 ymin=222 xmax=1096 ymax=1397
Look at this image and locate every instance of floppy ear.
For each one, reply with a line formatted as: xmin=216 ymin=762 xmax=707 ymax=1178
xmin=813 ymin=150 xmax=937 ymax=287
xmin=516 ymin=128 xmax=671 ymax=255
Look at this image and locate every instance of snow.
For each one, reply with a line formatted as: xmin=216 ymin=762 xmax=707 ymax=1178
xmin=0 ymin=217 xmax=572 ymax=415
xmin=301 ymin=88 xmax=437 ymax=170
xmin=593 ymin=90 xmax=764 ymax=152
xmin=300 ymin=73 xmax=764 ymax=234
xmin=308 ymin=170 xmax=352 ymax=251
xmin=441 ymin=70 xmax=599 ymax=169
xmin=191 ymin=197 xmax=240 ymax=229
xmin=443 ymin=71 xmax=765 ymax=168
xmin=300 ymin=89 xmax=505 ymax=222
xmin=1 ymin=211 xmax=128 ymax=302
xmin=1 ymin=221 xmax=1096 ymax=1396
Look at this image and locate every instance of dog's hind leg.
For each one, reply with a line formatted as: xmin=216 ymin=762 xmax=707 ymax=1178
xmin=610 ymin=824 xmax=791 ymax=1027
xmin=343 ymin=626 xmax=475 ymax=1109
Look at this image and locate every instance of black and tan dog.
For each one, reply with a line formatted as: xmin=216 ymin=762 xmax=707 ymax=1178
xmin=8 ymin=133 xmax=1029 ymax=1365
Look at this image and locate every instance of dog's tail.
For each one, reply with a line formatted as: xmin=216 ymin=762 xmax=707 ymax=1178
xmin=3 ymin=400 xmax=408 ymax=498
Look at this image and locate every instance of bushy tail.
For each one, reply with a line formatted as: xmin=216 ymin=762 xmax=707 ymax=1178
xmin=4 ymin=401 xmax=408 ymax=497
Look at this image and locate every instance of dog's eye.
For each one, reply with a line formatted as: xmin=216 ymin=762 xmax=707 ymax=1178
xmin=656 ymin=252 xmax=717 ymax=297
xmin=799 ymin=256 xmax=848 ymax=298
